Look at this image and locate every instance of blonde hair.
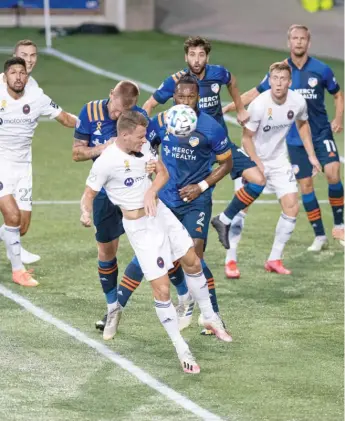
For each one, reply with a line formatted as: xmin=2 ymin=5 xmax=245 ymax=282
xmin=269 ymin=61 xmax=292 ymax=78
xmin=14 ymin=39 xmax=38 ymax=53
xmin=113 ymin=80 xmax=140 ymax=108
xmin=117 ymin=110 xmax=148 ymax=134
xmin=287 ymin=24 xmax=311 ymax=40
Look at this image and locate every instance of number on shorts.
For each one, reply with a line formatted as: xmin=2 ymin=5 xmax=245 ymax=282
xmin=287 ymin=169 xmax=296 ymax=183
xmin=237 ymin=148 xmax=249 ymax=158
xmin=323 ymin=139 xmax=337 ymax=153
xmin=19 ymin=188 xmax=32 ymax=202
xmin=196 ymin=212 xmax=205 ymax=227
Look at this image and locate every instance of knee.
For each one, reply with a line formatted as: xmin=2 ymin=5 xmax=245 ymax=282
xmin=153 ymin=282 xmax=171 ymax=302
xmin=325 ymin=163 xmax=341 ymax=184
xmin=256 ymin=173 xmax=267 ymax=186
xmin=4 ymin=209 xmax=21 ymax=227
xmin=98 ymin=243 xmax=116 ymax=261
xmin=299 ymin=177 xmax=314 ymax=195
xmin=284 ymin=201 xmax=299 ymax=217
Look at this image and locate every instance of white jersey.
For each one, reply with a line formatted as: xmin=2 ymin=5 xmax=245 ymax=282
xmin=0 ymin=84 xmax=62 ymax=163
xmin=246 ymin=89 xmax=308 ymax=167
xmin=86 ymin=142 xmax=158 ymax=211
xmin=0 ymin=72 xmax=38 ymax=88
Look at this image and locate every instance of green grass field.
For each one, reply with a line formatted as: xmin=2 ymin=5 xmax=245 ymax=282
xmin=0 ymin=29 xmax=343 ymax=421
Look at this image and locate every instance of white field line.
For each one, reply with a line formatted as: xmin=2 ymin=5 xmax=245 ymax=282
xmin=0 ymin=46 xmax=343 ymax=164
xmin=33 ymin=199 xmax=329 ymax=205
xmin=0 ymin=284 xmax=225 ymax=421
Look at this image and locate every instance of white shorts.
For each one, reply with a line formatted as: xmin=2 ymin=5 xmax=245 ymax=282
xmin=0 ymin=161 xmax=32 ymax=211
xmin=123 ymin=201 xmax=194 ymax=281
xmin=264 ymin=164 xmax=298 ymax=199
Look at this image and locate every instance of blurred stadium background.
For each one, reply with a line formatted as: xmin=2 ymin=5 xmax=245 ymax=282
xmin=0 ymin=2 xmax=343 ymax=421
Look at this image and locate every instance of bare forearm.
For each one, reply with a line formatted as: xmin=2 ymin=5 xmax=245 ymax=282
xmin=228 ymin=81 xmax=245 ymax=113
xmin=335 ymin=91 xmax=344 ymax=120
xmin=80 ymin=190 xmax=95 ymax=215
xmin=56 ymin=111 xmax=77 ymax=128
xmin=224 ymin=88 xmax=259 ymax=113
xmin=150 ymin=169 xmax=169 ymax=193
xmin=243 ymin=136 xmax=261 ymax=164
xmin=297 ymin=122 xmax=315 ymax=157
xmin=143 ymin=97 xmax=158 ymax=117
xmin=73 ymin=144 xmax=105 ymax=162
xmin=205 ymin=160 xmax=232 ymax=187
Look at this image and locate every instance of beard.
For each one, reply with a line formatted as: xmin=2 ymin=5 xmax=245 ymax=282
xmin=293 ymin=48 xmax=307 ymax=57
xmin=187 ymin=62 xmax=206 ymax=76
xmin=9 ymin=84 xmax=24 ymax=94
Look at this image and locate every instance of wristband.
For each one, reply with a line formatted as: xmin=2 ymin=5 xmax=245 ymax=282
xmin=198 ymin=180 xmax=209 ymax=192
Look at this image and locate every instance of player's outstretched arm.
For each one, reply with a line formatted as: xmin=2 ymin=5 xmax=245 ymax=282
xmin=72 ymin=138 xmax=114 ymax=162
xmin=80 ymin=186 xmax=98 ymax=227
xmin=296 ymin=119 xmax=321 ymax=174
xmin=242 ymin=127 xmax=264 ymax=174
xmin=223 ymin=87 xmax=260 ymax=114
xmin=55 ymin=111 xmax=78 ymax=128
xmin=226 ymin=74 xmax=250 ymax=125
xmin=331 ymin=90 xmax=344 ymax=133
xmin=143 ymin=96 xmax=159 ymax=117
xmin=144 ymin=158 xmax=169 ymax=217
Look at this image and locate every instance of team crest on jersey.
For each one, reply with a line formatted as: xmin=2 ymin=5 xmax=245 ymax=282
xmin=308 ymin=77 xmax=318 ymax=88
xmin=124 ymin=160 xmax=131 ymax=172
xmin=157 ymin=257 xmax=164 ymax=268
xmin=189 ymin=136 xmax=199 ymax=147
xmin=211 ymin=83 xmax=220 ymax=94
xmin=0 ymin=100 xmax=6 ymax=112
xmin=268 ymin=108 xmax=273 ymax=120
xmin=287 ymin=110 xmax=294 ymax=120
xmin=22 ymin=104 xmax=30 ymax=115
xmin=93 ymin=121 xmax=102 ymax=136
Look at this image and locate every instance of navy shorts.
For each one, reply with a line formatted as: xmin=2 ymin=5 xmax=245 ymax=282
xmin=230 ymin=144 xmax=257 ymax=180
xmin=93 ymin=190 xmax=125 ymax=243
xmin=288 ymin=137 xmax=339 ymax=180
xmin=169 ymin=200 xmax=212 ymax=242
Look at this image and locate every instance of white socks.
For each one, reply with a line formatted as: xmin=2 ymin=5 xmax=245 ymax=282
xmin=3 ymin=225 xmax=24 ymax=271
xmin=268 ymin=213 xmax=297 ymax=261
xmin=225 ymin=211 xmax=246 ymax=263
xmin=219 ymin=213 xmax=232 ymax=225
xmin=184 ymin=272 xmax=215 ymax=321
xmin=154 ymin=299 xmax=189 ymax=356
xmin=178 ymin=291 xmax=191 ymax=304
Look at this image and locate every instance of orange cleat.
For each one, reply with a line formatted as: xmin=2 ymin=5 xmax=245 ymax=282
xmin=12 ymin=269 xmax=39 ymax=287
xmin=225 ymin=260 xmax=240 ymax=279
xmin=264 ymin=260 xmax=291 ymax=275
xmin=332 ymin=227 xmax=345 ymax=246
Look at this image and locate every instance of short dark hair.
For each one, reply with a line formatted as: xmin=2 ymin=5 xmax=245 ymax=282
xmin=184 ymin=36 xmax=211 ymax=55
xmin=175 ymin=74 xmax=199 ymax=93
xmin=14 ymin=39 xmax=38 ymax=53
xmin=4 ymin=57 xmax=26 ymax=73
xmin=269 ymin=61 xmax=292 ymax=79
xmin=113 ymin=80 xmax=140 ymax=108
xmin=117 ymin=110 xmax=148 ymax=134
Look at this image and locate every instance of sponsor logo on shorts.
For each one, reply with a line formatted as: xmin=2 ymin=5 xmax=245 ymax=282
xmin=287 ymin=110 xmax=294 ymax=120
xmin=0 ymin=181 xmax=3 ymax=190
xmin=124 ymin=177 xmax=134 ymax=187
xmin=157 ymin=257 xmax=164 ymax=268
xmin=263 ymin=125 xmax=271 ymax=132
xmin=22 ymin=104 xmax=30 ymax=115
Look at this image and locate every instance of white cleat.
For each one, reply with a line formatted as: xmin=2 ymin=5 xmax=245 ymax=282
xmin=178 ymin=349 xmax=200 ymax=374
xmin=307 ymin=236 xmax=329 ymax=252
xmin=176 ymin=297 xmax=195 ymax=331
xmin=7 ymin=247 xmax=41 ymax=264
xmin=103 ymin=302 xmax=123 ymax=341
xmin=203 ymin=314 xmax=233 ymax=342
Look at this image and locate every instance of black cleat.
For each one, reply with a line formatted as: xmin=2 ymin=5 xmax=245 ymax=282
xmin=211 ymin=215 xmax=230 ymax=249
xmin=95 ymin=313 xmax=107 ymax=331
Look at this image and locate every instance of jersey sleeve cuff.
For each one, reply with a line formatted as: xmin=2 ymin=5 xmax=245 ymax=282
xmin=152 ymin=92 xmax=167 ymax=104
xmin=216 ymin=149 xmax=232 ymax=161
xmin=328 ymin=85 xmax=340 ymax=95
xmin=74 ymin=131 xmax=91 ymax=141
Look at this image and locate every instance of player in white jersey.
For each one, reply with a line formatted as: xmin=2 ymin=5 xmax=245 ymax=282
xmin=0 ymin=57 xmax=76 ymax=287
xmin=212 ymin=62 xmax=321 ymax=274
xmin=0 ymin=40 xmax=42 ymax=263
xmin=80 ymin=110 xmax=232 ymax=374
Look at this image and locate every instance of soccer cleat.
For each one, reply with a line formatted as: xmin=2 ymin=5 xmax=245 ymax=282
xmin=199 ymin=313 xmax=229 ymax=336
xmin=332 ymin=227 xmax=345 ymax=246
xmin=176 ymin=297 xmax=195 ymax=331
xmin=225 ymin=260 xmax=240 ymax=279
xmin=211 ymin=215 xmax=230 ymax=249
xmin=178 ymin=349 xmax=200 ymax=374
xmin=7 ymin=247 xmax=41 ymax=265
xmin=307 ymin=236 xmax=329 ymax=252
xmin=103 ymin=302 xmax=123 ymax=340
xmin=264 ymin=260 xmax=291 ymax=275
xmin=203 ymin=314 xmax=233 ymax=342
xmin=95 ymin=313 xmax=107 ymax=331
xmin=12 ymin=269 xmax=39 ymax=287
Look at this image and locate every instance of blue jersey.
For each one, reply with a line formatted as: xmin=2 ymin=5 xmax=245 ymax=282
xmin=257 ymin=57 xmax=340 ymax=146
xmin=153 ymin=65 xmax=231 ymax=131
xmin=74 ymin=99 xmax=149 ymax=158
xmin=148 ymin=110 xmax=232 ymax=208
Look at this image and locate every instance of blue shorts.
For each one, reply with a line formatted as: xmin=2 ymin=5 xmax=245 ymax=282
xmin=169 ymin=200 xmax=212 ymax=242
xmin=230 ymin=144 xmax=257 ymax=180
xmin=288 ymin=137 xmax=340 ymax=180
xmin=93 ymin=191 xmax=125 ymax=243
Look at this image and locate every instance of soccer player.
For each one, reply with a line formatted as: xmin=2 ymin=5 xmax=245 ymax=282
xmin=213 ymin=62 xmax=322 ymax=274
xmin=0 ymin=57 xmax=76 ymax=286
xmin=80 ymin=110 xmax=232 ymax=374
xmin=143 ymin=36 xmax=249 ymax=129
xmin=223 ymin=24 xmax=344 ymax=253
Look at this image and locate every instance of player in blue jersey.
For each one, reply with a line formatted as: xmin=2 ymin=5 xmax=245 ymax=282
xmin=143 ymin=36 xmax=249 ymax=131
xmin=222 ymin=24 xmax=344 ymax=263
